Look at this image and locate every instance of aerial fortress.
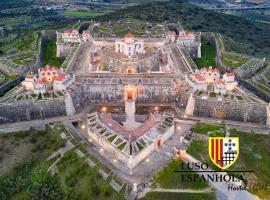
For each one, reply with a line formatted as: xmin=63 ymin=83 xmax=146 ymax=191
xmin=0 ymin=23 xmax=269 ymax=194
xmin=0 ymin=26 xmax=268 ymax=125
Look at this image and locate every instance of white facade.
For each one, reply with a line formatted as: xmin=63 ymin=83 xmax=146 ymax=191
xmin=223 ymin=72 xmax=238 ymax=91
xmin=177 ymin=31 xmax=196 ymax=47
xmin=214 ymin=80 xmax=226 ymax=94
xmin=53 ymin=73 xmax=75 ymax=91
xmin=82 ymin=30 xmax=91 ymax=42
xmin=187 ymin=68 xmax=238 ymax=94
xmin=21 ymin=75 xmax=37 ymax=91
xmin=21 ymin=65 xmax=75 ymax=94
xmin=186 ymin=73 xmax=208 ymax=91
xmin=115 ymin=33 xmax=145 ymax=57
xmin=166 ymin=31 xmax=176 ymax=43
xmin=199 ymin=67 xmax=220 ymax=83
xmin=34 ymin=81 xmax=47 ymax=94
xmin=61 ymin=30 xmax=80 ymax=43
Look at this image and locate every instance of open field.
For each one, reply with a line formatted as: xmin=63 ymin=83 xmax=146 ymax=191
xmin=190 ymin=122 xmax=224 ymax=134
xmin=0 ymin=125 xmax=66 ymax=199
xmin=221 ymin=53 xmax=248 ymax=69
xmin=62 ymin=11 xmax=106 ymax=17
xmin=56 ymin=150 xmax=124 ymax=200
xmin=0 ymin=124 xmax=124 ymax=200
xmin=193 ymin=42 xmax=216 ymax=68
xmin=42 ymin=39 xmax=65 ymax=67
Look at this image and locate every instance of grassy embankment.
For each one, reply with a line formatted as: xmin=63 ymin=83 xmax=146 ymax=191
xmin=187 ymin=123 xmax=270 ymax=199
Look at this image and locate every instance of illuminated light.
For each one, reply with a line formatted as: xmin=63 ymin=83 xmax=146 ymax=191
xmin=218 ymin=120 xmax=221 ymax=124
xmin=130 ymin=171 xmax=133 ymax=175
xmin=100 ymin=148 xmax=104 ymax=152
xmin=89 ymin=138 xmax=92 ymax=142
xmin=113 ymin=159 xmax=117 ymax=163
xmin=177 ymin=126 xmax=181 ymax=131
xmin=81 ymin=124 xmax=86 ymax=129
xmin=146 ymin=158 xmax=150 ymax=163
xmin=154 ymin=106 xmax=159 ymax=111
xmin=102 ymin=107 xmax=107 ymax=112
xmin=184 ymin=115 xmax=187 ymax=118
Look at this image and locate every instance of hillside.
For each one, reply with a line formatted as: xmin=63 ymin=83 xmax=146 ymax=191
xmin=96 ymin=1 xmax=270 ymax=58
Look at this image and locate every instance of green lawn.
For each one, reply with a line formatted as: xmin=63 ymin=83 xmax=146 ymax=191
xmin=142 ymin=192 xmax=216 ymax=200
xmin=0 ymin=125 xmax=66 ymax=200
xmin=56 ymin=151 xmax=122 ymax=200
xmin=154 ymin=159 xmax=209 ymax=189
xmin=191 ymin=123 xmax=224 ymax=135
xmin=187 ymin=127 xmax=270 ymax=199
xmin=42 ymin=39 xmax=64 ymax=67
xmin=63 ymin=11 xmax=105 ymax=17
xmin=229 ymin=130 xmax=270 ymax=198
xmin=193 ymin=42 xmax=216 ymax=69
xmin=221 ymin=54 xmax=248 ymax=69
xmin=0 ymin=125 xmax=124 ymax=200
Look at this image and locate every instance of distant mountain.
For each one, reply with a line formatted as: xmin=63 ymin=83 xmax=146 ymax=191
xmin=96 ymin=1 xmax=270 ymax=58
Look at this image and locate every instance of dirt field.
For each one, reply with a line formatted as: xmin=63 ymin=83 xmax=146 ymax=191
xmin=0 ymin=135 xmax=35 ymax=176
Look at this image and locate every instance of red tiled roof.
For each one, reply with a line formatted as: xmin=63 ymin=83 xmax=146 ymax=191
xmin=26 ymin=75 xmax=34 ymax=79
xmin=37 ymin=80 xmax=44 ymax=84
xmin=125 ymin=33 xmax=134 ymax=38
xmin=193 ymin=73 xmax=205 ymax=81
xmin=226 ymin=72 xmax=235 ymax=77
xmin=202 ymin=67 xmax=219 ymax=73
xmin=167 ymin=31 xmax=176 ymax=36
xmin=51 ymin=66 xmax=58 ymax=70
xmin=216 ymin=80 xmax=225 ymax=85
xmin=54 ymin=73 xmax=68 ymax=81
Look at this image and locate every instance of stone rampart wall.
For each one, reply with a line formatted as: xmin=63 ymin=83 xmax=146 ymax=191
xmin=0 ymin=98 xmax=66 ymax=124
xmin=193 ymin=98 xmax=267 ymax=124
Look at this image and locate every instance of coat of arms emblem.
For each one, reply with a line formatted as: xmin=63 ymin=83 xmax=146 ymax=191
xmin=209 ymin=137 xmax=239 ymax=169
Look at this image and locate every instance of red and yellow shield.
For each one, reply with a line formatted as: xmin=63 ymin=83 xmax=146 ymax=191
xmin=209 ymin=137 xmax=239 ymax=170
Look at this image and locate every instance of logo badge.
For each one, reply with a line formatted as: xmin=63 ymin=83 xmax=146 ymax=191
xmin=209 ymin=137 xmax=239 ymax=169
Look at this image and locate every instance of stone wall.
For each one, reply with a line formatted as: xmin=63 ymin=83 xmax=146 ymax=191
xmin=193 ymin=98 xmax=267 ymax=124
xmin=0 ymin=98 xmax=66 ymax=124
xmin=100 ymin=52 xmax=159 ymax=73
xmin=82 ymin=77 xmax=177 ymax=103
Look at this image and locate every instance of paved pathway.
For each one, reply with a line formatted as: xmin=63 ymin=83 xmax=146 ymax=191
xmin=138 ymin=187 xmax=213 ymax=198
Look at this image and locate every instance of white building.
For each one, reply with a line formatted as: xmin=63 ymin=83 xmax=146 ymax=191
xmin=21 ymin=65 xmax=75 ymax=94
xmin=34 ymin=80 xmax=47 ymax=94
xmin=177 ymin=30 xmax=201 ymax=58
xmin=21 ymin=75 xmax=37 ymax=91
xmin=53 ymin=72 xmax=75 ymax=91
xmin=115 ymin=33 xmax=145 ymax=57
xmin=214 ymin=79 xmax=226 ymax=94
xmin=186 ymin=67 xmax=238 ymax=95
xmin=82 ymin=30 xmax=91 ymax=42
xmin=223 ymin=72 xmax=238 ymax=91
xmin=187 ymin=73 xmax=208 ymax=91
xmin=199 ymin=67 xmax=220 ymax=83
xmin=61 ymin=30 xmax=81 ymax=43
xmin=166 ymin=31 xmax=176 ymax=43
